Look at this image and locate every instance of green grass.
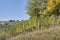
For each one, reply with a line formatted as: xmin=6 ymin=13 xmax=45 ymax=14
xmin=14 ymin=27 xmax=60 ymax=40
xmin=0 ymin=15 xmax=60 ymax=40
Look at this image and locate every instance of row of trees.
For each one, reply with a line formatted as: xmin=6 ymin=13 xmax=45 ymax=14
xmin=9 ymin=20 xmax=19 ymax=22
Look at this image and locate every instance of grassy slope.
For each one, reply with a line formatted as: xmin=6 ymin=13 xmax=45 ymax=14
xmin=7 ymin=27 xmax=60 ymax=40
xmin=1 ymin=15 xmax=60 ymax=40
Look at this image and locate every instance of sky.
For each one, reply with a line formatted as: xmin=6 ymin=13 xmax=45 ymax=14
xmin=0 ymin=0 xmax=29 ymax=21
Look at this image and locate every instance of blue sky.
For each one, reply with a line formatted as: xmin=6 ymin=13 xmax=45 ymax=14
xmin=0 ymin=0 xmax=29 ymax=21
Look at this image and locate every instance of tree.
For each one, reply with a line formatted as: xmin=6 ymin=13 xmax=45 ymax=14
xmin=42 ymin=0 xmax=60 ymax=27
xmin=5 ymin=23 xmax=8 ymax=25
xmin=9 ymin=20 xmax=15 ymax=22
xmin=26 ymin=0 xmax=47 ymax=31
xmin=17 ymin=20 xmax=19 ymax=22
xmin=42 ymin=0 xmax=60 ymax=16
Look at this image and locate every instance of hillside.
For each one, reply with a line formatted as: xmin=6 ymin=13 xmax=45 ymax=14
xmin=6 ymin=27 xmax=60 ymax=40
xmin=0 ymin=0 xmax=60 ymax=40
xmin=0 ymin=15 xmax=60 ymax=40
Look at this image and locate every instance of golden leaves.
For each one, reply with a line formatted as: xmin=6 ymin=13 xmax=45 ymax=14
xmin=42 ymin=0 xmax=57 ymax=15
